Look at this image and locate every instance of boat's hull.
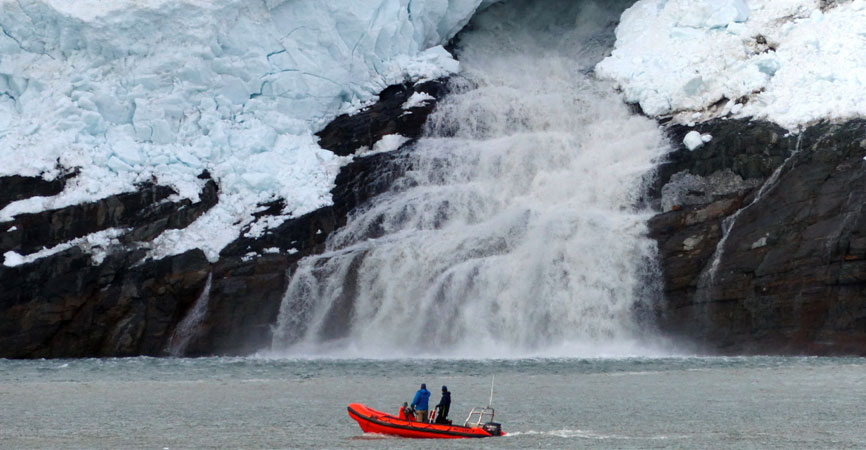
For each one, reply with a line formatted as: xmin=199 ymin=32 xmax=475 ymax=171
xmin=347 ymin=403 xmax=502 ymax=439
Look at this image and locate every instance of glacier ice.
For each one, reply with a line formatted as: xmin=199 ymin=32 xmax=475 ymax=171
xmin=0 ymin=0 xmax=500 ymax=261
xmin=597 ymin=0 xmax=866 ymax=130
xmin=682 ymin=131 xmax=704 ymax=151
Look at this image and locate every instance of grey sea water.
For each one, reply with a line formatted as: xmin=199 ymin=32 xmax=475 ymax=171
xmin=1 ymin=356 xmax=865 ymax=449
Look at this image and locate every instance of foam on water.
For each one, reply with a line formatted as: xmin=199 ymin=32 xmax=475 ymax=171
xmin=271 ymin=0 xmax=670 ymax=357
xmin=505 ymin=429 xmax=685 ymax=440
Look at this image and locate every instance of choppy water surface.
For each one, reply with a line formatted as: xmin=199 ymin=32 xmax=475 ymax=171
xmin=2 ymin=356 xmax=865 ymax=449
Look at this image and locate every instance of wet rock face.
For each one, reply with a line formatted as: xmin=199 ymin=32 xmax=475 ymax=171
xmin=316 ymin=80 xmax=448 ymax=157
xmin=0 ymin=174 xmax=217 ymax=358
xmin=0 ymin=170 xmax=78 ymax=211
xmin=0 ymin=78 xmax=447 ymax=359
xmin=650 ymin=119 xmax=866 ymax=355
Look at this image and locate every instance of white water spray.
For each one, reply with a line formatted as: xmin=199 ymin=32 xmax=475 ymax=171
xmin=271 ymin=0 xmax=669 ymax=357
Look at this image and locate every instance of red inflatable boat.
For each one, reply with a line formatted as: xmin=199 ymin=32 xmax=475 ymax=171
xmin=347 ymin=403 xmax=504 ymax=439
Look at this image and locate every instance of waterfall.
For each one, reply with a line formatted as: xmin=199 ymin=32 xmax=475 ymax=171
xmin=166 ymin=273 xmax=212 ymax=356
xmin=271 ymin=0 xmax=670 ymax=357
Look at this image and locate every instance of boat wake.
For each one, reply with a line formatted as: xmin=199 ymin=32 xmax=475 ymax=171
xmin=506 ymin=429 xmax=688 ymax=441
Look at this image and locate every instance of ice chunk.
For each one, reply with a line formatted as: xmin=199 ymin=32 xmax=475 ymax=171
xmin=3 ymin=251 xmax=24 ymax=267
xmin=683 ymin=131 xmax=704 ymax=150
xmin=363 ymin=134 xmax=411 ymax=155
xmin=751 ymin=235 xmax=768 ymax=249
xmin=113 ymin=143 xmax=144 ymax=166
xmin=675 ymin=0 xmax=750 ymax=29
xmin=403 ymin=92 xmax=435 ymax=110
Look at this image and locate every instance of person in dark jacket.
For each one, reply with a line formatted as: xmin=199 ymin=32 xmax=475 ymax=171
xmin=410 ymin=383 xmax=431 ymax=422
xmin=435 ymin=385 xmax=451 ymax=424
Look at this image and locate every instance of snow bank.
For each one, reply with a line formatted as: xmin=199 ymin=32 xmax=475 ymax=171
xmin=3 ymin=228 xmax=128 ymax=267
xmin=0 ymin=0 xmax=499 ymax=261
xmin=596 ymin=0 xmax=866 ymax=130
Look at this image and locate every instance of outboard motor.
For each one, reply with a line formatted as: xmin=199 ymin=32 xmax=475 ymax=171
xmin=482 ymin=422 xmax=502 ymax=436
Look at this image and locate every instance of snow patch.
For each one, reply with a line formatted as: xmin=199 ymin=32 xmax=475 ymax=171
xmin=597 ymin=0 xmax=866 ymax=129
xmin=751 ymin=235 xmax=769 ymax=249
xmin=246 ymin=213 xmax=292 ymax=240
xmin=2 ymin=228 xmax=128 ymax=267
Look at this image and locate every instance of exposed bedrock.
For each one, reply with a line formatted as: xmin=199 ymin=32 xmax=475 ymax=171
xmin=316 ymin=80 xmax=449 ymax=157
xmin=650 ymin=118 xmax=866 ymax=355
xmin=0 ymin=169 xmax=78 ymax=211
xmin=0 ymin=248 xmax=211 ymax=357
xmin=0 ymin=174 xmax=218 ymax=358
xmin=0 ymin=79 xmax=444 ymax=358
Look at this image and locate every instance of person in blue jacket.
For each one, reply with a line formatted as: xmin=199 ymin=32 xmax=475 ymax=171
xmin=410 ymin=383 xmax=431 ymax=422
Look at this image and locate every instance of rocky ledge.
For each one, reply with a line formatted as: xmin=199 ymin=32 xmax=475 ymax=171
xmin=649 ymin=118 xmax=866 ymax=355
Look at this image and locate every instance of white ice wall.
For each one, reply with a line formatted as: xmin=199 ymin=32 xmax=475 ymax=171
xmin=0 ymin=0 xmax=499 ymax=261
xmin=597 ymin=0 xmax=866 ymax=130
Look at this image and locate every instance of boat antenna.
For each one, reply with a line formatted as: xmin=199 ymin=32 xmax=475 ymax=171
xmin=487 ymin=374 xmax=495 ymax=408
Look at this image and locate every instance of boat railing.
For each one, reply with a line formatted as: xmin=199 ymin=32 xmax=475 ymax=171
xmin=463 ymin=406 xmax=495 ymax=427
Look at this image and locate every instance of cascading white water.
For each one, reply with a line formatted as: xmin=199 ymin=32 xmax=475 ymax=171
xmin=271 ymin=0 xmax=670 ymax=357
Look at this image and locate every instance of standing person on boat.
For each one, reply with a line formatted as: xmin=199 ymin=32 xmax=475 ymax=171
xmin=410 ymin=383 xmax=431 ymax=422
xmin=435 ymin=385 xmax=451 ymax=424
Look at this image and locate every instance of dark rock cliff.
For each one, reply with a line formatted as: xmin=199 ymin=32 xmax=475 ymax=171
xmin=5 ymin=72 xmax=866 ymax=358
xmin=0 ymin=79 xmax=446 ymax=358
xmin=649 ymin=119 xmax=866 ymax=355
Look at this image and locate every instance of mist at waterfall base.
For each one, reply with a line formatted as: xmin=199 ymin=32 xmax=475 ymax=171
xmin=270 ymin=0 xmax=670 ymax=359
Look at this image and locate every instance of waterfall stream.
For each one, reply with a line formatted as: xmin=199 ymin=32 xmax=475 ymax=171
xmin=271 ymin=0 xmax=670 ymax=357
xmin=699 ymin=134 xmax=803 ymax=289
xmin=167 ymin=273 xmax=212 ymax=356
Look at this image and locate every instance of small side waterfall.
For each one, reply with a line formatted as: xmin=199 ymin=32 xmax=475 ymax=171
xmin=271 ymin=0 xmax=670 ymax=357
xmin=166 ymin=273 xmax=212 ymax=356
xmin=699 ymin=134 xmax=803 ymax=288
